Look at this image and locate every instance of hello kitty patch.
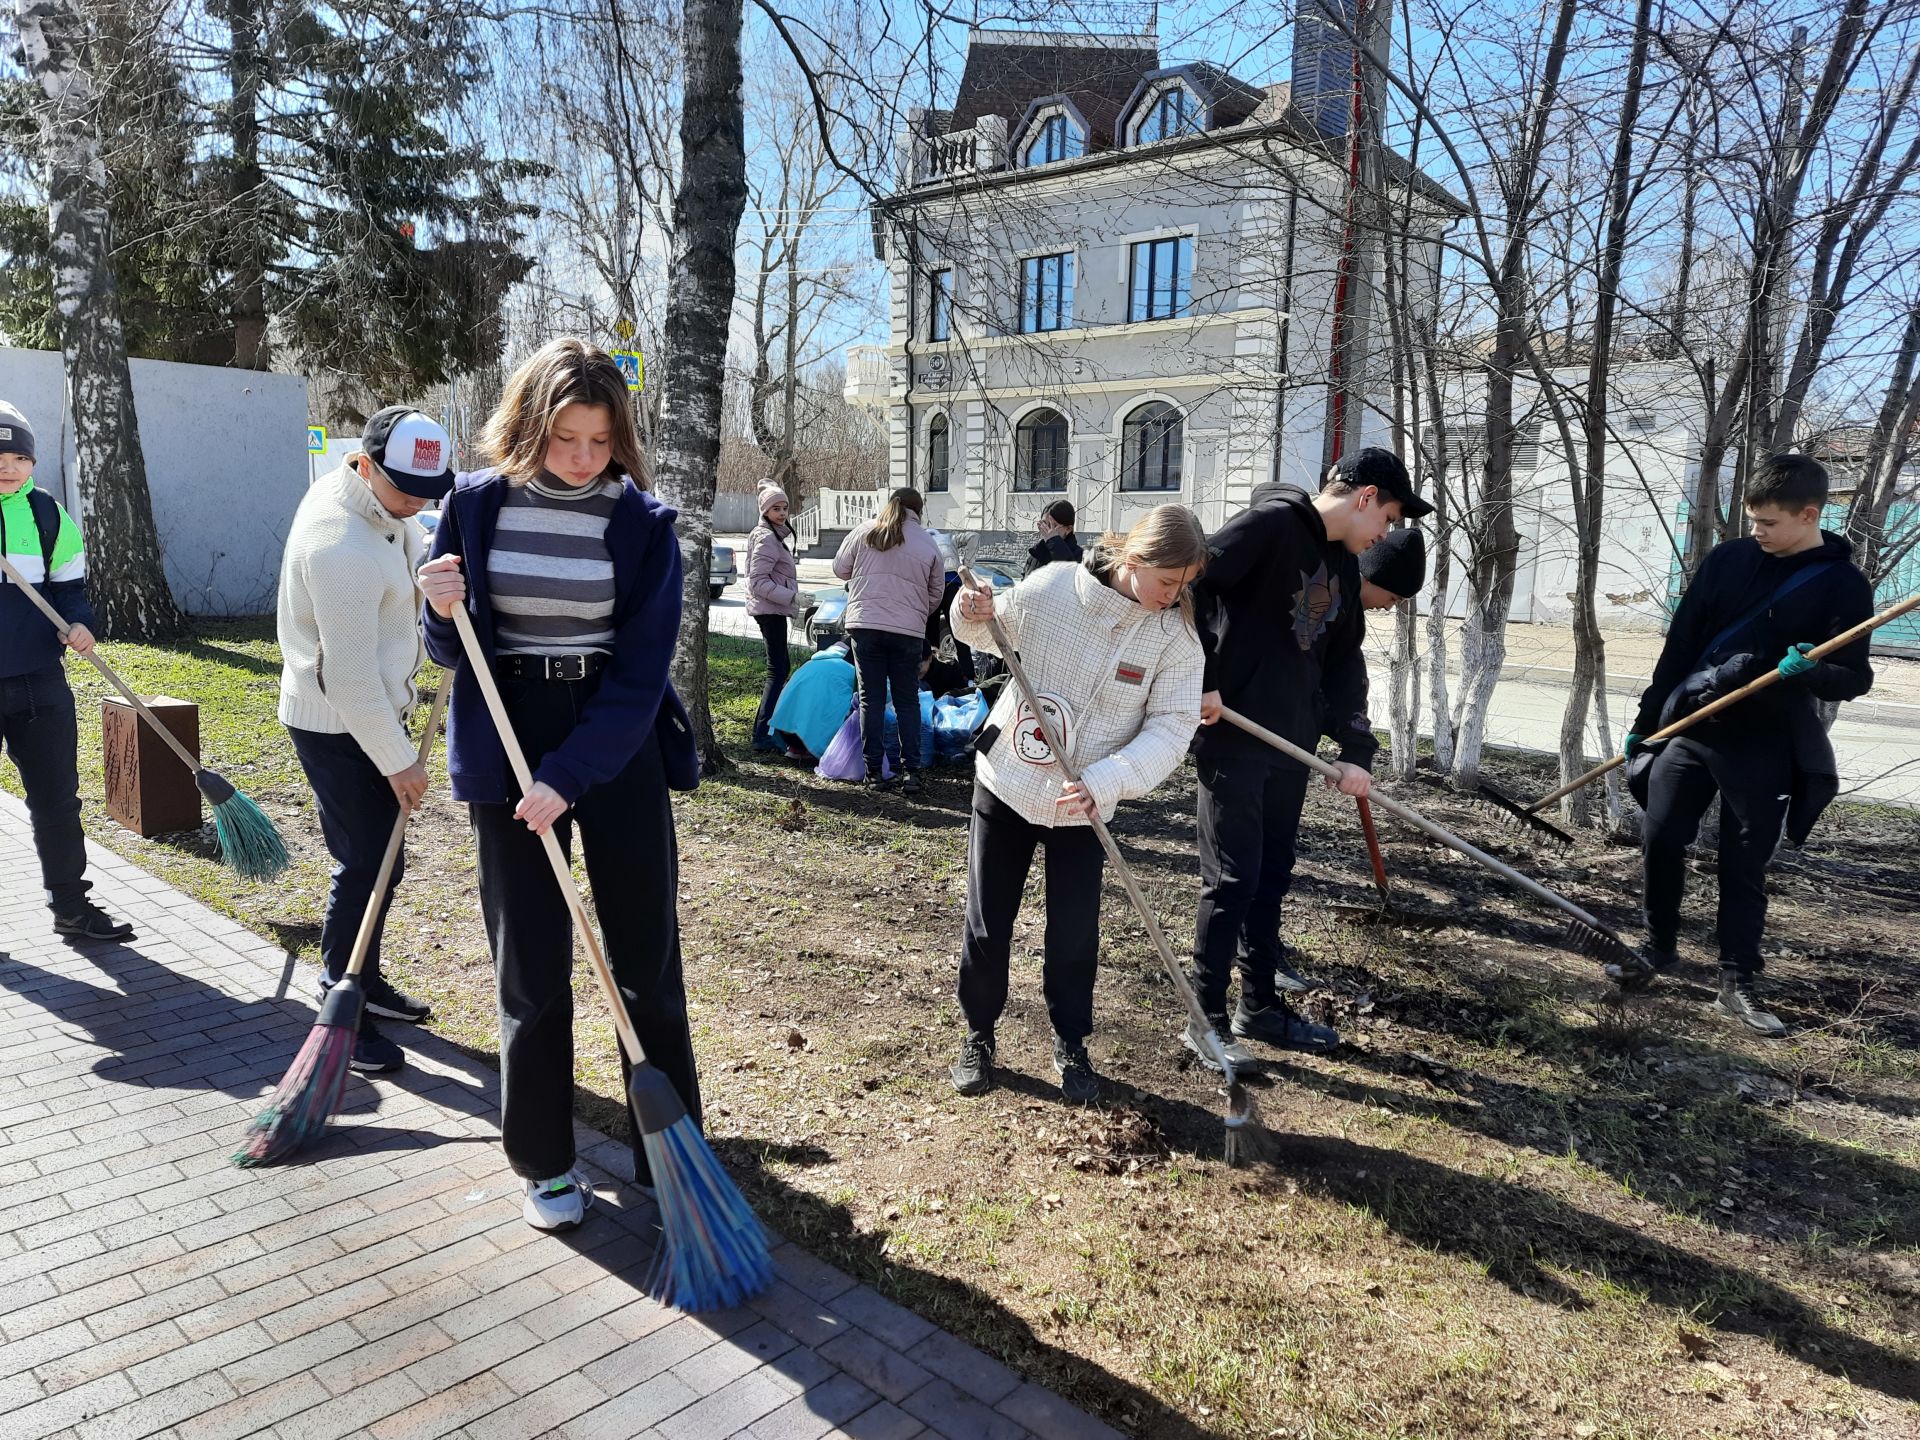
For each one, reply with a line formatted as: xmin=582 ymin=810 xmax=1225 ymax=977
xmin=1011 ymin=693 xmax=1075 ymax=767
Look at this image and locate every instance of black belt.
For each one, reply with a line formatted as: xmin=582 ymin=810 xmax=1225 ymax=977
xmin=495 ymin=652 xmax=606 ymax=681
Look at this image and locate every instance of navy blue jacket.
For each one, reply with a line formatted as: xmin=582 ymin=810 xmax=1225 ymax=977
xmin=422 ymin=470 xmax=699 ymax=804
xmin=0 ymin=483 xmax=97 ymax=680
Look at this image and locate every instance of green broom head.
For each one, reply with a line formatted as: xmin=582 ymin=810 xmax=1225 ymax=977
xmin=629 ymin=1063 xmax=774 ymax=1311
xmin=231 ymin=977 xmax=363 ymax=1167
xmin=198 ymin=770 xmax=290 ymax=880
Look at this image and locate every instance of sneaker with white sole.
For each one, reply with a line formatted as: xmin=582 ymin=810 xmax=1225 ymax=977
xmin=1183 ymin=1019 xmax=1253 ymax=1073
xmin=522 ymin=1170 xmax=594 ymax=1231
xmin=320 ymin=973 xmax=431 ymax=1024
xmin=52 ymin=902 xmax=135 ymax=942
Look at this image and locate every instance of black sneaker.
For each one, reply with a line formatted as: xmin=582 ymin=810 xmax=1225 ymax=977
xmin=899 ymin=772 xmax=924 ymax=797
xmin=1714 ymin=970 xmax=1785 ymax=1038
xmin=1053 ymin=1038 xmax=1100 ymax=1105
xmin=350 ymin=1017 xmax=404 ymax=1073
xmin=1272 ymin=942 xmax=1311 ymax=994
xmin=1232 ymin=997 xmax=1339 ymax=1052
xmin=52 ymin=903 xmax=135 ymax=942
xmin=866 ymin=771 xmax=899 ymax=794
xmin=1609 ymin=943 xmax=1678 ymax=994
xmin=321 ymin=973 xmax=431 ymax=1024
xmin=950 ymin=1031 xmax=994 ymax=1096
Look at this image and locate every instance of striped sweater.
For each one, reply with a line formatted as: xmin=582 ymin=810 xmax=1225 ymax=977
xmin=951 ymin=559 xmax=1203 ymax=827
xmin=487 ymin=476 xmax=621 ymax=655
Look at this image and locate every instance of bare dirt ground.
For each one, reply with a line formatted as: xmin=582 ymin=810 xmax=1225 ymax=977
xmin=36 ymin=626 xmax=1920 ymax=1439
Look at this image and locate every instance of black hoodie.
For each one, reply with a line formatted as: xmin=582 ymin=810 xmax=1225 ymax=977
xmin=1633 ymin=530 xmax=1874 ymax=740
xmin=1193 ymin=480 xmax=1376 ymax=768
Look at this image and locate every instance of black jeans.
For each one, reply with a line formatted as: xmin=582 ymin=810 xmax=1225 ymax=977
xmin=1642 ymin=733 xmax=1791 ymax=975
xmin=751 ymin=615 xmax=792 ymax=748
xmin=849 ymin=628 xmax=922 ymax=777
xmin=288 ymin=726 xmax=403 ymax=986
xmin=0 ymin=666 xmax=88 ymax=913
xmin=1191 ymin=743 xmax=1312 ymax=1017
xmin=469 ymin=675 xmax=701 ymax=1184
xmin=957 ymin=782 xmax=1107 ymax=1044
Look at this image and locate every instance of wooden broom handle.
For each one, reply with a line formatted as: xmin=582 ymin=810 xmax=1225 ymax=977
xmin=1529 ymin=588 xmax=1920 ymax=813
xmin=341 ymin=681 xmax=450 ymax=982
xmin=447 ymin=602 xmax=647 ymax=1064
xmin=0 ymin=549 xmax=204 ymax=778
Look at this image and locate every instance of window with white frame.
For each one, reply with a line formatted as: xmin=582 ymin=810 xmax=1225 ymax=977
xmin=1128 ymin=236 xmax=1192 ymax=322
xmin=1015 ymin=409 xmax=1069 ymax=492
xmin=1120 ymin=402 xmax=1183 ymax=491
xmin=927 ymin=268 xmax=953 ymax=342
xmin=1136 ymin=85 xmax=1200 ymax=144
xmin=1020 ymin=252 xmax=1074 ymax=333
xmin=927 ymin=413 xmax=950 ymax=493
xmin=1022 ymin=111 xmax=1085 ymax=166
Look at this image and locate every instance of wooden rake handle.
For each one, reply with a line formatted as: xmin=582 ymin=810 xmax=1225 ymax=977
xmin=1529 ymin=588 xmax=1920 ymax=813
xmin=1356 ymin=797 xmax=1390 ymax=899
xmin=958 ymin=570 xmax=1227 ymax=1070
xmin=341 ymin=681 xmax=450 ymax=982
xmin=446 ymin=602 xmax=648 ymax=1065
xmin=0 ymin=549 xmax=204 ymax=779
xmin=1218 ymin=706 xmax=1619 ymax=938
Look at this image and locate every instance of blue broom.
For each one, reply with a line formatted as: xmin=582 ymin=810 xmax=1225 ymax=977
xmin=448 ymin=603 xmax=773 ymax=1311
xmin=231 ymin=682 xmax=448 ymax=1166
xmin=0 ymin=551 xmax=289 ymax=880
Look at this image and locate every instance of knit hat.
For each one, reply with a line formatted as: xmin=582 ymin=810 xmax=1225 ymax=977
xmin=1331 ymin=446 xmax=1432 ymax=521
xmin=0 ymin=401 xmax=36 ymax=463
xmin=1358 ymin=527 xmax=1427 ymax=600
xmin=758 ymin=480 xmax=790 ymax=516
xmin=361 ymin=406 xmax=456 ymax=499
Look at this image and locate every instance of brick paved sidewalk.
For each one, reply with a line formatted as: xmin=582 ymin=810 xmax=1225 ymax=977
xmin=0 ymin=793 xmax=1122 ymax=1440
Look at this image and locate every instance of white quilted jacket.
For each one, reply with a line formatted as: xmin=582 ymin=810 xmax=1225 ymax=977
xmin=952 ymin=561 xmax=1203 ymax=827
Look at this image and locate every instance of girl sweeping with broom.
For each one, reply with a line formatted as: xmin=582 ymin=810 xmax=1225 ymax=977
xmin=416 ymin=340 xmax=705 ymax=1233
xmin=946 ymin=504 xmax=1207 ymax=1104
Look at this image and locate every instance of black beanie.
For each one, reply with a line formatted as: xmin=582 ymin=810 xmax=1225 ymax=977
xmin=1359 ymin=527 xmax=1427 ymax=599
xmin=0 ymin=402 xmax=35 ymax=463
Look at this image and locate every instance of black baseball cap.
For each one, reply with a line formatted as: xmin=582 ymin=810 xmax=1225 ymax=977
xmin=1331 ymin=446 xmax=1433 ymax=521
xmin=1358 ymin=527 xmax=1427 ymax=598
xmin=361 ymin=406 xmax=456 ymax=499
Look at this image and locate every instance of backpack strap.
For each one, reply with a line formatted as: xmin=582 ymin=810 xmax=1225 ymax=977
xmin=1693 ymin=560 xmax=1836 ymax=668
xmin=26 ymin=488 xmax=61 ymax=580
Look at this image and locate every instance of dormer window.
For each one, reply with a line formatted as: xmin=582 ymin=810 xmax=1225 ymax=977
xmin=1136 ymin=84 xmax=1200 ymax=144
xmin=1023 ymin=110 xmax=1085 ymax=167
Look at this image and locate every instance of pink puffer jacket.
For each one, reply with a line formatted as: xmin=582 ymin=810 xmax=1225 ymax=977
xmin=832 ymin=516 xmax=945 ymax=639
xmin=745 ymin=522 xmax=798 ymax=618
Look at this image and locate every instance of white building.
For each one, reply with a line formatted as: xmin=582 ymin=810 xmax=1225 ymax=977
xmin=866 ymin=17 xmax=1454 ymax=546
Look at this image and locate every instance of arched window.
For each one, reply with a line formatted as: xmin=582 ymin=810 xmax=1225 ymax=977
xmin=1023 ymin=111 xmax=1085 ymax=167
xmin=1120 ymin=402 xmax=1183 ymax=492
xmin=927 ymin=414 xmax=950 ymax=493
xmin=1015 ymin=409 xmax=1069 ymax=492
xmin=1136 ymin=86 xmax=1198 ymax=144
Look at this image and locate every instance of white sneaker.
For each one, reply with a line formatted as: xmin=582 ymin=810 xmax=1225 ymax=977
xmin=1184 ymin=1021 xmax=1253 ymax=1073
xmin=522 ymin=1170 xmax=594 ymax=1231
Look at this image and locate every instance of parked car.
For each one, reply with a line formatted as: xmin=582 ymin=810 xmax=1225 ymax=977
xmin=416 ymin=510 xmax=440 ymax=534
xmin=802 ymin=561 xmax=1016 ymax=650
xmin=709 ymin=543 xmax=738 ymax=601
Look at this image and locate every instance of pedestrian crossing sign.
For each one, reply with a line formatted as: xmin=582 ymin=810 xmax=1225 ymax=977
xmin=307 ymin=425 xmax=326 ymax=453
xmin=611 ymin=350 xmax=644 ymax=392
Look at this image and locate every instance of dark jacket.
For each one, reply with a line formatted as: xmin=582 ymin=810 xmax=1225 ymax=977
xmin=0 ymin=482 xmax=95 ymax=680
xmin=422 ymin=470 xmax=699 ymax=804
xmin=1192 ymin=480 xmax=1376 ymax=769
xmin=1633 ymin=531 xmax=1872 ymax=843
xmin=1024 ymin=532 xmax=1083 ymax=578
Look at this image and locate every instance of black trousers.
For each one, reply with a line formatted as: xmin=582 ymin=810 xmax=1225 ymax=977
xmin=288 ymin=725 xmax=403 ymax=985
xmin=0 ymin=666 xmax=88 ymax=913
xmin=751 ymin=615 xmax=792 ymax=748
xmin=470 ymin=675 xmax=701 ymax=1184
xmin=1191 ymin=743 xmax=1311 ymax=1018
xmin=849 ymin=628 xmax=922 ymax=777
xmin=1642 ymin=733 xmax=1791 ymax=975
xmin=957 ymin=782 xmax=1106 ymax=1044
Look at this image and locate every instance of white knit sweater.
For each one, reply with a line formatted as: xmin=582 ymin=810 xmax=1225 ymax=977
xmin=276 ymin=464 xmax=426 ymax=776
xmin=952 ymin=561 xmax=1203 ymax=827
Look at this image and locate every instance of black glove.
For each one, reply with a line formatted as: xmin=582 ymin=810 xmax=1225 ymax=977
xmin=1701 ymin=651 xmax=1769 ymax=701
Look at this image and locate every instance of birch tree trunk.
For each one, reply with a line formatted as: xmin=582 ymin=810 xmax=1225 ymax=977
xmin=16 ymin=0 xmax=186 ymax=640
xmin=653 ymin=0 xmax=747 ymax=773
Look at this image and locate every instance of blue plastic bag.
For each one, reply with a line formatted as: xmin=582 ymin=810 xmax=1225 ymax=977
xmin=931 ymin=690 xmax=990 ymax=763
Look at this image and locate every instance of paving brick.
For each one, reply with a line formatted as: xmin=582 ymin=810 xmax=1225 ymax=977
xmin=435 ymin=1270 xmax=563 ymax=1342
xmin=46 ymin=1235 xmax=186 ymax=1296
xmin=369 ymin=1370 xmax=515 ymax=1440
xmin=172 ymin=1372 xmax=333 ymax=1440
xmin=253 ymin=1274 xmax=390 ymax=1345
xmin=493 ymin=1317 xmax=629 ymax=1396
xmin=396 ymin=1316 xmax=542 ymax=1398
xmin=771 ymin=1243 xmax=858 ymax=1303
xmin=746 ymin=1373 xmax=882 ymax=1440
xmin=219 ymin=1318 xmax=363 ymax=1396
xmin=831 ymin=1400 xmax=926 ymax=1440
xmin=71 ymin=1371 xmax=239 ymax=1440
xmin=816 ymin=1330 xmax=934 ymax=1405
xmin=563 ymin=1369 xmax=702 ymax=1440
xmin=516 ymin=1260 xmax=655 ymax=1343
xmin=991 ymin=1383 xmax=1125 ymax=1440
xmin=751 ymin=1278 xmax=853 ymax=1349
xmin=312 ymin=1318 xmax=456 ymax=1396
xmin=124 ymin=1320 xmax=272 ymax=1396
xmin=584 ymin=1314 xmax=726 ymax=1397
xmin=1 ymin=1273 xmax=142 ymax=1343
xmin=904 ymin=1332 xmax=1020 ymax=1406
xmin=0 ymin=1318 xmax=97 ymax=1384
xmin=0 ymin=1235 xmax=105 ymax=1291
xmin=343 ymin=1273 xmax=481 ymax=1345
xmin=174 ymin=1274 xmax=313 ymax=1345
xmin=830 ymin=1285 xmax=937 ymax=1352
xmin=34 ymin=1318 xmax=189 ymax=1393
xmin=658 ymin=1366 xmax=796 ymax=1440
xmin=462 ymin=1372 xmax=610 ymax=1440
xmin=900 ymin=1378 xmax=1031 ymax=1440
xmin=2 ymin=1372 xmax=140 ymax=1440
xmin=271 ymin=1371 xmax=427 ymax=1440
